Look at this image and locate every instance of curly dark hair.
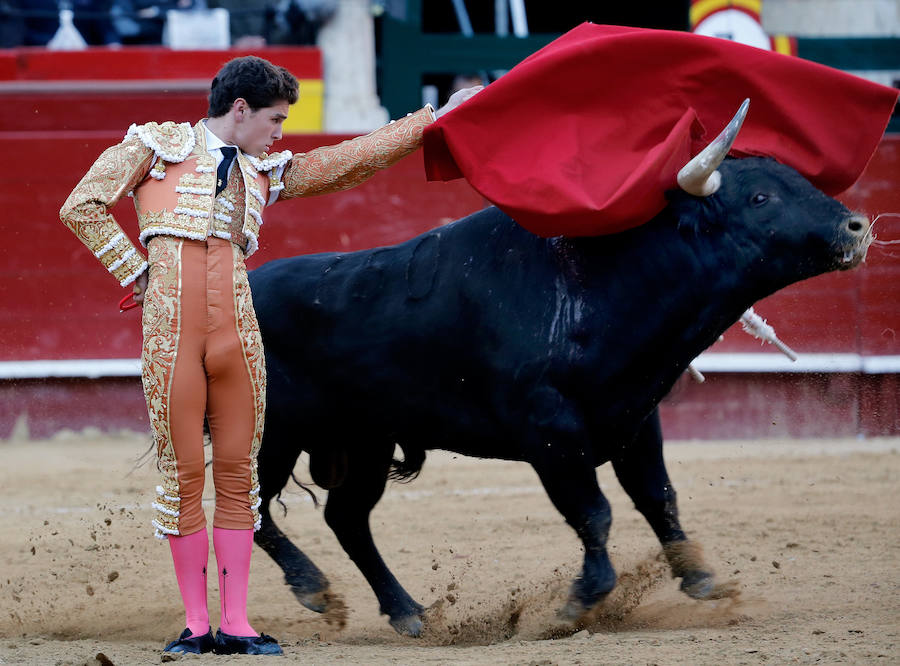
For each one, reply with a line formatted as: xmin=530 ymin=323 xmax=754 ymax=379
xmin=208 ymin=56 xmax=299 ymax=117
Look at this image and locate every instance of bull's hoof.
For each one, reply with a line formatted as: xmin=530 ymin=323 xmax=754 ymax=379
xmin=678 ymin=570 xmax=741 ymax=600
xmin=556 ymin=596 xmax=589 ymax=625
xmin=389 ymin=613 xmax=424 ymax=637
xmin=664 ymin=541 xmax=733 ymax=600
xmin=291 ymin=586 xmax=329 ymax=613
xmin=679 ymin=570 xmax=716 ymax=599
xmin=557 ymin=582 xmax=606 ymax=626
xmin=693 ymin=578 xmax=741 ymax=600
xmin=557 ymin=562 xmax=616 ymax=625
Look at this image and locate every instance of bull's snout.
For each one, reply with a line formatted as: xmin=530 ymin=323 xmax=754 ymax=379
xmin=839 ymin=213 xmax=872 ymax=268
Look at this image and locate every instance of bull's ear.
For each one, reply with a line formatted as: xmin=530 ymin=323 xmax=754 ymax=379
xmin=665 ymin=188 xmax=723 ymax=236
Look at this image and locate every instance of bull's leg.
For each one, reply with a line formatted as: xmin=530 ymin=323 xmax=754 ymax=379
xmin=610 ymin=409 xmax=719 ymax=599
xmin=323 ymin=444 xmax=426 ymax=637
xmin=254 ymin=425 xmax=331 ymax=613
xmin=530 ymin=448 xmax=617 ymax=622
xmin=255 ymin=501 xmax=331 ymax=612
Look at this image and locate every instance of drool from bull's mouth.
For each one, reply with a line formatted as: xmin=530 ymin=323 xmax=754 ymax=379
xmin=853 ymin=223 xmax=873 ymax=264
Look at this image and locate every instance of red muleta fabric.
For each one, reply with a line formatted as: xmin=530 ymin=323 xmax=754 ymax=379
xmin=424 ymin=23 xmax=899 ymax=238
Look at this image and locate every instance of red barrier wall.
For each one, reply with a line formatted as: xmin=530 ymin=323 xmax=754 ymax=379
xmin=0 ymin=48 xmax=897 ymax=440
xmin=0 ymin=133 xmax=485 ymax=363
xmin=2 ymin=133 xmax=895 ymax=364
xmin=0 ymin=46 xmax=321 ymax=82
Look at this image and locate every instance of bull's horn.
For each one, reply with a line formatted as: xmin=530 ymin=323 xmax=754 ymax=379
xmin=677 ymin=98 xmax=750 ymax=197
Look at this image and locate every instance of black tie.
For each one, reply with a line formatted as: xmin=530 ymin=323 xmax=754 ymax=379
xmin=216 ymin=146 xmax=237 ymax=196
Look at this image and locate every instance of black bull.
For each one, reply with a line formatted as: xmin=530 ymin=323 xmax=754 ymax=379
xmin=248 ymin=157 xmax=870 ymax=636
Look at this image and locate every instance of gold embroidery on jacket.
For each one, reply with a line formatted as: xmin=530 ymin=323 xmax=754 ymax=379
xmin=59 ymin=136 xmax=154 ymax=285
xmin=137 ymin=210 xmax=207 ymax=242
xmin=210 ymin=176 xmax=246 ymax=247
xmin=62 ymin=109 xmax=431 ymax=287
xmin=234 ymin=152 xmax=267 ymax=255
xmin=128 ymin=121 xmax=196 ymax=162
xmin=177 ymin=171 xmax=216 ymax=193
xmin=280 ymin=107 xmax=432 ymax=199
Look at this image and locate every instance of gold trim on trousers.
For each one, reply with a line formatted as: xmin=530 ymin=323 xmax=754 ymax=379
xmin=142 ymin=236 xmax=265 ymax=538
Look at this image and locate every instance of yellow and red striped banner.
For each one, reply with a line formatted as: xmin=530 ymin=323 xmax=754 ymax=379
xmin=770 ymin=33 xmax=798 ymax=56
xmin=690 ymin=0 xmax=761 ymax=28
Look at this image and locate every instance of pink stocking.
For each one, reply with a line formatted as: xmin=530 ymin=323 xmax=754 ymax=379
xmin=167 ymin=530 xmax=210 ymax=637
xmin=213 ymin=527 xmax=258 ymax=637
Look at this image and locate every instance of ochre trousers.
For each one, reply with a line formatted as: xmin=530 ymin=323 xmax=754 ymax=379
xmin=142 ymin=236 xmax=266 ymax=538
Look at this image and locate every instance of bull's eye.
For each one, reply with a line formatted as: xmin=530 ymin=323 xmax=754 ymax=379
xmin=750 ymin=192 xmax=769 ymax=207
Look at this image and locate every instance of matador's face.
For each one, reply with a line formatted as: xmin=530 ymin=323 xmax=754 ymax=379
xmin=235 ymin=101 xmax=289 ymax=156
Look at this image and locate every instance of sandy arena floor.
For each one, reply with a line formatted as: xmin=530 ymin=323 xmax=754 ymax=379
xmin=0 ymin=433 xmax=897 ymax=665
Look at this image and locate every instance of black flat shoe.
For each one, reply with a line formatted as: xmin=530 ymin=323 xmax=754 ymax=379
xmin=163 ymin=627 xmax=216 ymax=654
xmin=214 ymin=629 xmax=283 ymax=655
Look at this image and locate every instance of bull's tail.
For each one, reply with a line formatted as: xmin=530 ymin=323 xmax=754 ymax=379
xmin=388 ymin=443 xmax=426 ymax=482
xmin=288 ymin=471 xmax=321 ymax=509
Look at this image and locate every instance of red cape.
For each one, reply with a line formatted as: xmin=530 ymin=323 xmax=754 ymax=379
xmin=424 ymin=23 xmax=899 ymax=237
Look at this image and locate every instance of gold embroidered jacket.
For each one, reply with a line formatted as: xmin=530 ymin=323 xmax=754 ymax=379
xmin=59 ymin=107 xmax=435 ymax=286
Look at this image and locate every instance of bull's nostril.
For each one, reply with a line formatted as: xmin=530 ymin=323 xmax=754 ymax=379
xmin=848 ymin=220 xmax=863 ymax=232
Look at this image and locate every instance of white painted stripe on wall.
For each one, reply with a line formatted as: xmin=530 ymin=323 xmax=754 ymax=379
xmin=862 ymin=356 xmax=900 ymax=373
xmin=1 ymin=354 xmax=899 ymax=380
xmin=0 ymin=359 xmax=141 ymax=379
xmin=690 ymin=353 xmax=872 ymax=373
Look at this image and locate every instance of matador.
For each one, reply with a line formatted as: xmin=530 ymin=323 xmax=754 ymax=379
xmin=60 ymin=55 xmax=480 ymax=656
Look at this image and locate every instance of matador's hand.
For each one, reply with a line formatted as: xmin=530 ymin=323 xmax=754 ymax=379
xmin=132 ymin=269 xmax=149 ymax=305
xmin=435 ymin=85 xmax=484 ymax=119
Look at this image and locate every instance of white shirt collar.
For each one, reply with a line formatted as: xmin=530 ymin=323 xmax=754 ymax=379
xmin=202 ymin=119 xmax=238 ymax=157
